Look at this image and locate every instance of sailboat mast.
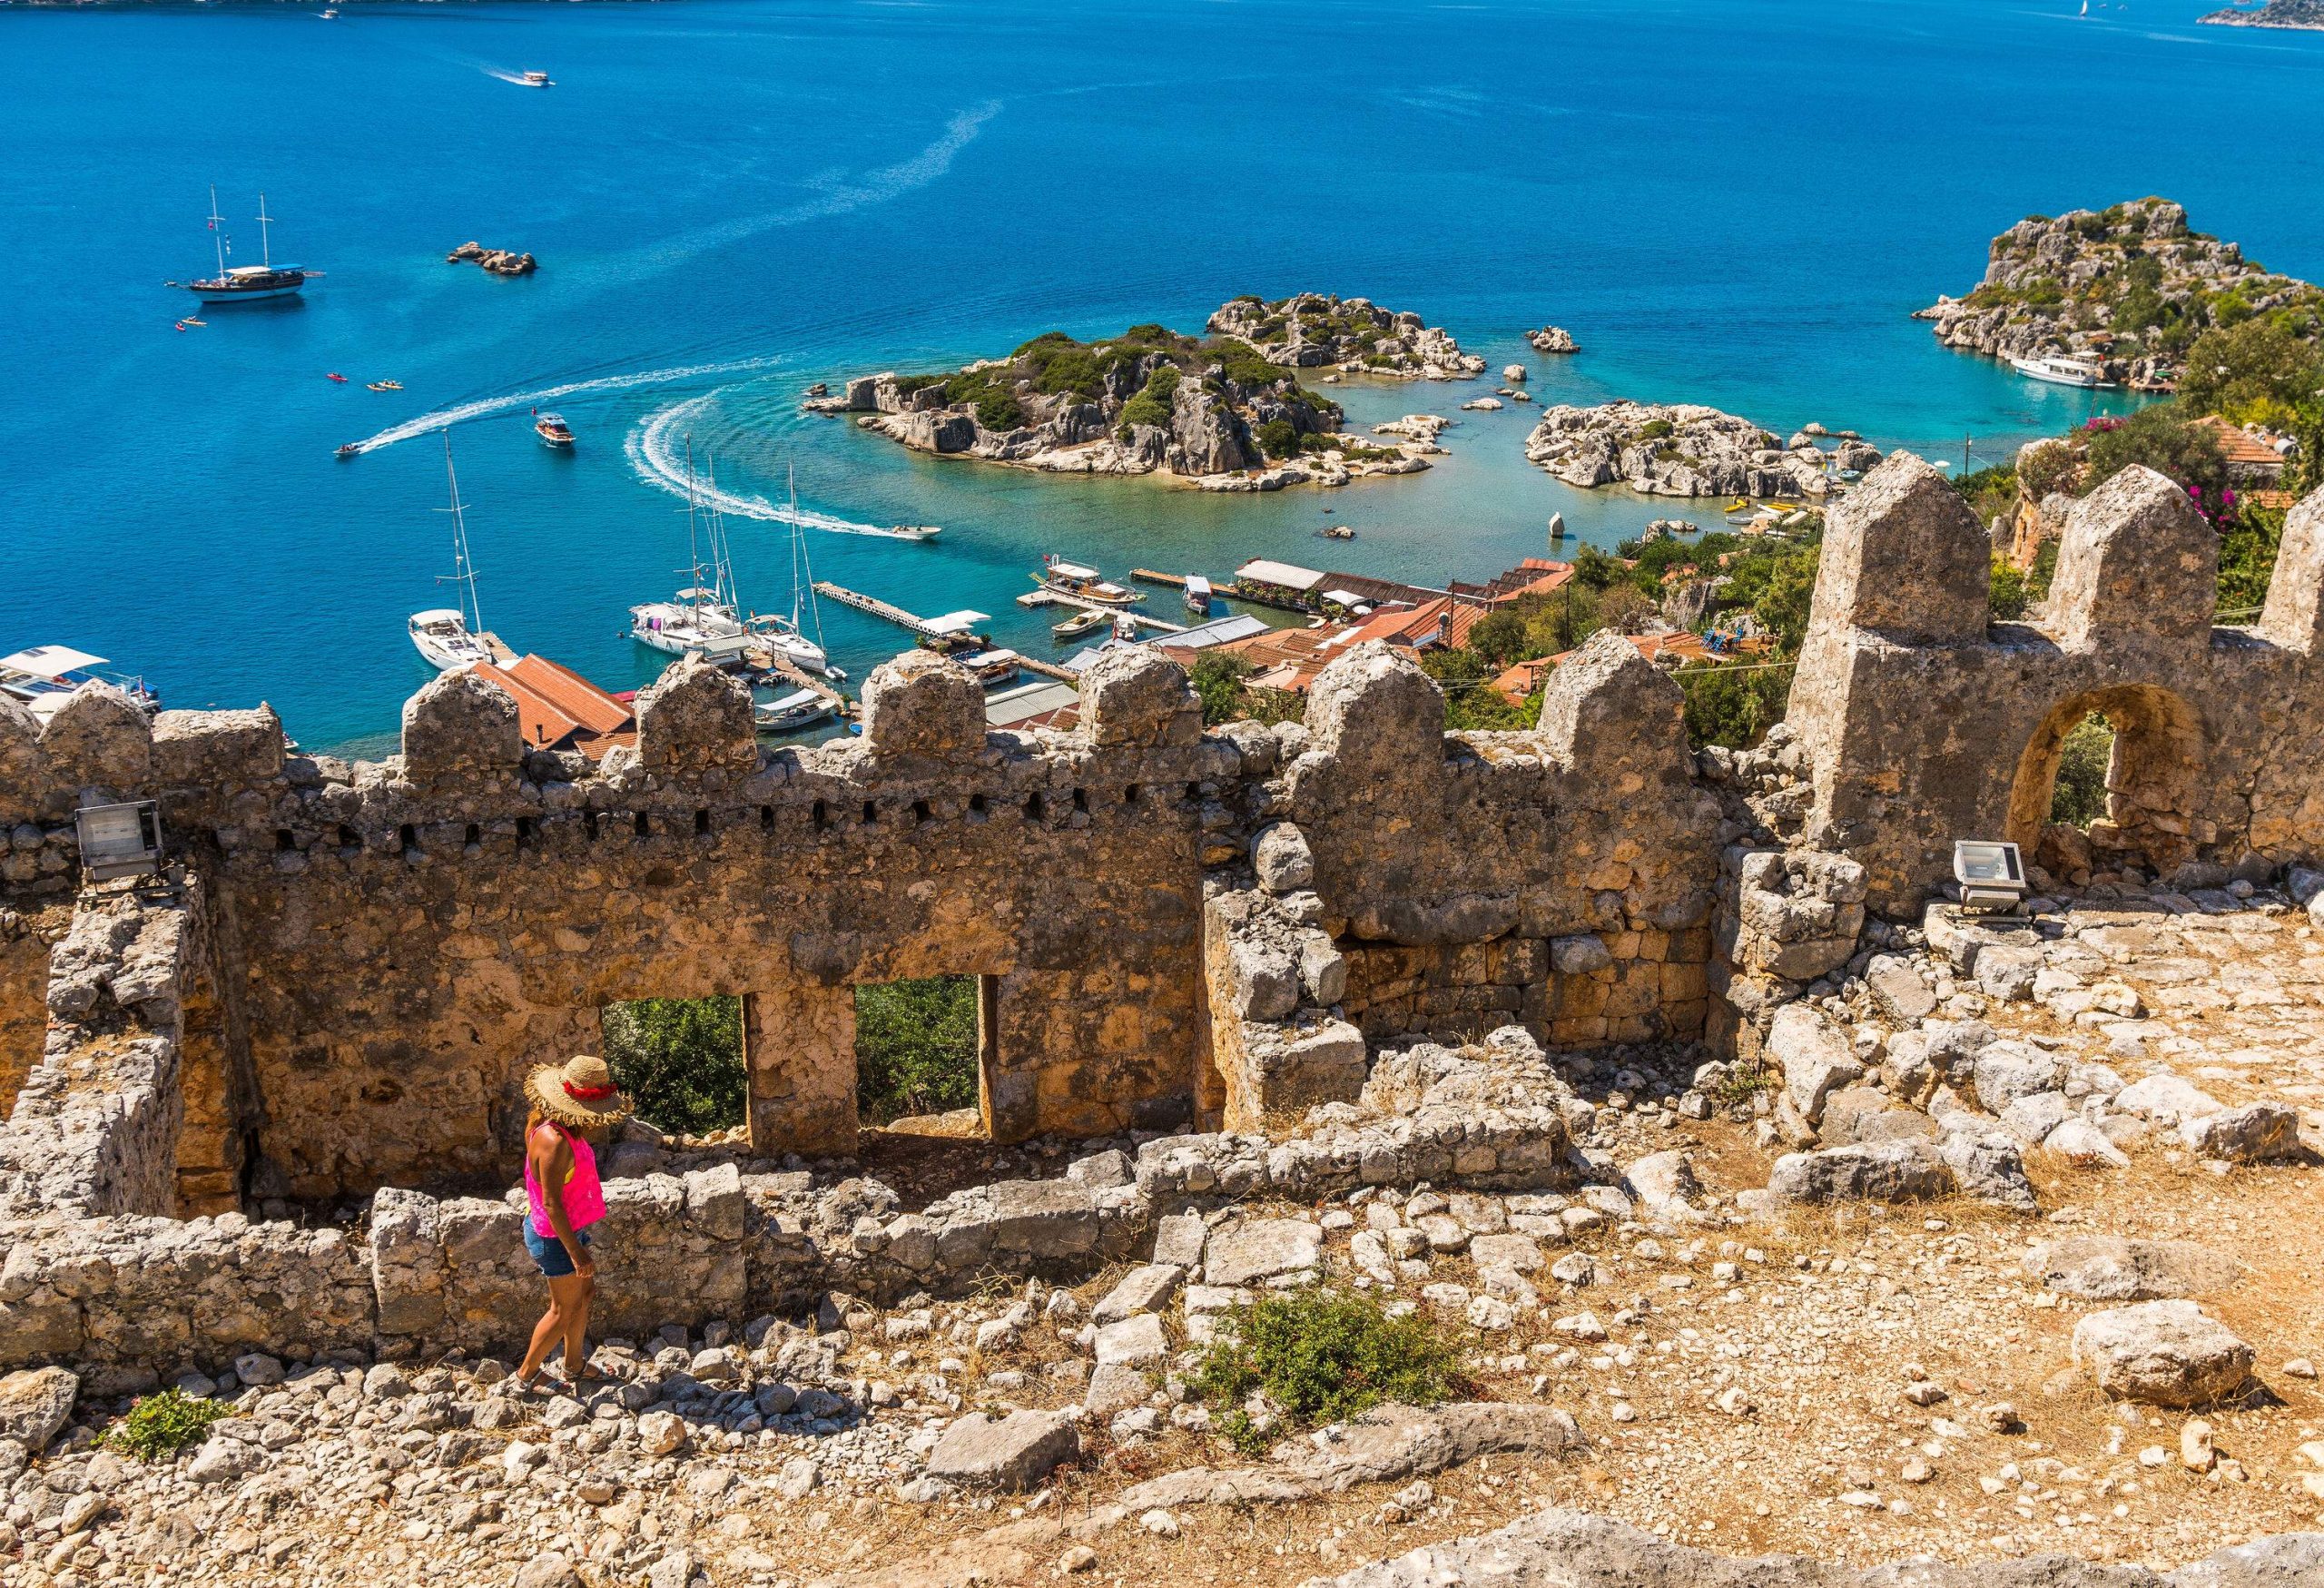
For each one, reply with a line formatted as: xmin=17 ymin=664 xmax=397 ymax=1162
xmin=682 ymin=439 xmax=706 ymax=622
xmin=207 ymin=186 xmax=227 ymax=278
xmin=442 ymin=435 xmax=486 ymax=638
xmin=255 ymin=192 xmax=273 ymax=269
xmin=703 ymin=456 xmax=737 ymax=611
xmin=789 ymin=463 xmax=826 ymax=651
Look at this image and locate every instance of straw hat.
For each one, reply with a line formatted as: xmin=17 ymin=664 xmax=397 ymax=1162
xmin=525 ymin=1055 xmax=633 ymax=1129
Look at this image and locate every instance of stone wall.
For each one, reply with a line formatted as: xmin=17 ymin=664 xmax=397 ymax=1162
xmin=1792 ymin=460 xmax=2324 ymax=913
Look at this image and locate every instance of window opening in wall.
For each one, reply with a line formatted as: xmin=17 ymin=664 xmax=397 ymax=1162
xmin=599 ymin=997 xmax=745 ymax=1139
xmin=2048 ymin=714 xmax=2114 ymax=829
xmin=464 ymin=823 xmax=481 ymax=847
xmin=399 ymin=823 xmax=419 ymax=855
xmin=1025 ymin=791 xmax=1045 ymax=821
xmin=694 ymin=808 xmax=711 ymax=836
xmin=274 ymin=829 xmax=294 ymax=852
xmin=634 ymin=812 xmax=651 ymax=837
xmin=1124 ymin=783 xmax=1142 ymax=805
xmin=854 ymin=975 xmax=981 ymax=1132
xmin=911 ymin=798 xmax=932 ymax=824
xmin=1072 ymin=787 xmax=1088 ymax=814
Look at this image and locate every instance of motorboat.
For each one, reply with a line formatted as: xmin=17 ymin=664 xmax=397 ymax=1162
xmin=409 ymin=437 xmax=509 ymax=671
xmin=2010 ymin=354 xmax=2112 ymax=389
xmin=1184 ymin=575 xmax=1213 ymax=616
xmin=517 ymin=70 xmax=554 ymax=88
xmin=185 ymin=191 xmax=317 ymax=304
xmin=336 ymin=443 xmax=361 ymax=459
xmin=0 ymin=646 xmax=160 ymax=724
xmin=1033 ymin=556 xmax=1141 ymax=607
xmin=884 ymin=525 xmax=942 ymax=542
xmin=954 ymin=648 xmax=1022 ymax=686
xmin=534 ymin=410 xmax=575 ymax=448
xmin=753 ymin=688 xmax=834 ymax=735
xmin=1052 ymin=609 xmax=1107 ymax=641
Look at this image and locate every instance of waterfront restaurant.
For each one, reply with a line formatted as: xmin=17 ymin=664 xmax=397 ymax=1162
xmin=1232 ymin=557 xmax=1330 ymax=612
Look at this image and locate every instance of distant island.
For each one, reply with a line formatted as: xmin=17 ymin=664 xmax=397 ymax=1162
xmin=2200 ymin=0 xmax=2324 ymax=28
xmin=808 ymin=297 xmax=1484 ymax=491
xmin=1915 ymin=196 xmax=2324 ymax=390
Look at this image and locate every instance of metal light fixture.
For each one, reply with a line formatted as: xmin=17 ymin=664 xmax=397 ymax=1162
xmin=1952 ymin=839 xmax=2026 ymax=912
xmin=74 ymin=801 xmax=165 ymax=883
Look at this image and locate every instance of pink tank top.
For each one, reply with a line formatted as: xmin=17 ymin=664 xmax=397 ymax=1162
xmin=525 ymin=1123 xmax=606 ymax=1238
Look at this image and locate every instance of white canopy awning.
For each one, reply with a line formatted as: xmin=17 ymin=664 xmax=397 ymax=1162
xmin=922 ymin=609 xmax=991 ymax=636
xmin=0 ymin=645 xmax=108 ymax=676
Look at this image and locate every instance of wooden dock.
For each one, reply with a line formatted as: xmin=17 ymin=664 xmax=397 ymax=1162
xmin=812 ymin=581 xmax=959 ymax=639
xmin=1129 ymin=568 xmax=1190 ymax=589
xmin=1016 ymin=588 xmax=1188 ymax=635
xmin=740 ymin=646 xmax=852 ymax=715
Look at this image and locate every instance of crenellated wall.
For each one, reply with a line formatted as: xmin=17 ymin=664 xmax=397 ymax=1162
xmin=1792 ymin=460 xmax=2324 ymax=913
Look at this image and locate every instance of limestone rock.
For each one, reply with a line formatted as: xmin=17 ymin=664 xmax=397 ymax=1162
xmin=926 ymin=1409 xmax=1079 ymax=1491
xmin=1764 ymin=1140 xmax=1951 ymax=1205
xmin=1203 ymin=1219 xmax=1322 ymax=1287
xmin=2026 ymin=1238 xmax=2247 ymax=1301
xmin=1765 ymin=1004 xmax=1861 ymax=1127
xmin=2073 ymin=1301 xmax=2256 ymax=1406
xmin=0 ymin=1368 xmax=76 ymax=1451
xmin=2180 ymin=1103 xmax=2300 ymax=1162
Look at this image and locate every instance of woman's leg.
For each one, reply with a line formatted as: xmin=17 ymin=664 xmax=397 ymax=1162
xmin=561 ymin=1270 xmax=595 ymax=1376
xmin=517 ymin=1278 xmax=568 ymax=1382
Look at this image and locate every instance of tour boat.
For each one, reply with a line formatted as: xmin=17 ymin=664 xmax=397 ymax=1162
xmin=409 ymin=437 xmax=508 ymax=671
xmin=0 ymin=646 xmax=160 ymax=724
xmin=1052 ymin=609 xmax=1107 ymax=641
xmin=753 ymin=688 xmax=834 ymax=735
xmin=517 ymin=70 xmax=554 ymax=88
xmin=534 ymin=410 xmax=575 ymax=449
xmin=1184 ymin=575 xmax=1213 ymax=616
xmin=185 ymin=191 xmax=317 ymax=304
xmin=1033 ymin=556 xmax=1141 ymax=607
xmin=2010 ymin=354 xmax=2112 ymax=389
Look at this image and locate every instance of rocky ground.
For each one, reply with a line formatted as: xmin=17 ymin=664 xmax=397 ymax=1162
xmin=1915 ymin=197 xmax=2323 ymax=389
xmin=5 ymin=864 xmax=2319 ymax=1588
xmin=1204 ymin=296 xmax=1484 ymax=381
xmin=1522 ymin=402 xmax=1880 ymax=499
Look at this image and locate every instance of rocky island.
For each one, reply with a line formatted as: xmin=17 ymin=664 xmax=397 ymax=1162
xmin=1523 ymin=399 xmax=1880 ymax=498
xmin=444 ymin=241 xmax=537 ymax=276
xmin=1527 ymin=324 xmax=1579 ymax=354
xmin=2201 ymin=0 xmax=2324 ymax=27
xmin=1203 ymin=292 xmax=1485 ymax=380
xmin=1915 ymin=197 xmax=2323 ymax=390
xmin=808 ymin=307 xmax=1456 ymax=490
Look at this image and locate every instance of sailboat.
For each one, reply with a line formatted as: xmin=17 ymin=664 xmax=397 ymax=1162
xmin=186 ymin=190 xmax=318 ymax=304
xmin=629 ymin=448 xmax=831 ymax=675
xmin=408 ymin=437 xmax=508 ymax=671
xmin=749 ymin=463 xmax=839 ymax=677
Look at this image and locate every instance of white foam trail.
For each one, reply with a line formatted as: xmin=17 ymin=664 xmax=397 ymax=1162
xmin=627 ymin=396 xmax=935 ymax=541
xmin=340 ymin=356 xmax=787 ymax=455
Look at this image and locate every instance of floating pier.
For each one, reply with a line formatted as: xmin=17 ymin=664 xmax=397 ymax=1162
xmin=1129 ymin=568 xmax=1191 ymax=589
xmin=812 ymin=580 xmax=1088 ymax=682
xmin=1016 ymin=588 xmax=1188 ymax=635
xmin=739 ymin=646 xmax=852 ymax=716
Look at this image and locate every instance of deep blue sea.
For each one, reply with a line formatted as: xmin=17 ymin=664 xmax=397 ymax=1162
xmin=4 ymin=0 xmax=2320 ymax=753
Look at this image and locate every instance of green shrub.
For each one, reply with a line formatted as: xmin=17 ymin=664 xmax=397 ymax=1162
xmin=1636 ymin=418 xmax=1674 ymax=441
xmin=1188 ymin=1287 xmax=1464 ymax=1431
xmin=1679 ymin=663 xmax=1791 ymax=750
xmin=602 ymin=997 xmax=745 ymax=1136
xmin=1117 ymin=364 xmax=1181 ymax=434
xmin=1989 ymin=555 xmax=2035 ymax=621
xmin=2050 ymin=716 xmax=2114 ymax=828
xmin=1256 ymin=419 xmax=1299 ymax=459
xmin=855 ymin=976 xmax=980 ymax=1123
xmin=105 ymin=1388 xmax=228 ymax=1461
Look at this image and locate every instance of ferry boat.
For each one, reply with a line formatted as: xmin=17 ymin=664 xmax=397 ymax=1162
xmin=185 ymin=191 xmax=317 ymax=304
xmin=2010 ymin=354 xmax=2112 ymax=390
xmin=1052 ymin=609 xmax=1107 ymax=641
xmin=1033 ymin=556 xmax=1141 ymax=607
xmin=409 ymin=438 xmax=510 ymax=672
xmin=0 ymin=646 xmax=160 ymax=724
xmin=753 ymin=688 xmax=834 ymax=735
xmin=534 ymin=410 xmax=575 ymax=449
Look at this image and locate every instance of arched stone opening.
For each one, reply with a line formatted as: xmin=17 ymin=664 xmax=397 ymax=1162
xmin=2005 ymin=683 xmax=2205 ymax=886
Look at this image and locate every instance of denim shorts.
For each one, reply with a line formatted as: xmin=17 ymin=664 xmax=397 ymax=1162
xmin=523 ymin=1225 xmax=592 ymax=1277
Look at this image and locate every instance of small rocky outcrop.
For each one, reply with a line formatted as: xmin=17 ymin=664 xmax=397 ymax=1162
xmin=446 ymin=241 xmax=537 ymax=276
xmin=1205 ymin=293 xmax=1485 ymax=380
xmin=810 ymin=319 xmax=1441 ymax=488
xmin=1915 ymin=197 xmax=2321 ymax=390
xmin=1524 ymin=400 xmax=1880 ymax=499
xmin=1527 ymin=325 xmax=1579 ymax=354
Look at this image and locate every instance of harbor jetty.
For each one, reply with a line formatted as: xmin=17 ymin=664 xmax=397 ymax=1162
xmin=812 ymin=581 xmax=1083 ymax=679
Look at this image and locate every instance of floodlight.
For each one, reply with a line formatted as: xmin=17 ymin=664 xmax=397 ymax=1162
xmin=74 ymin=801 xmax=164 ymax=883
xmin=1952 ymin=839 xmax=2025 ymax=911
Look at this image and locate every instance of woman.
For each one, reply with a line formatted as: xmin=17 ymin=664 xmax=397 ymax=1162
xmin=515 ymin=1053 xmax=630 ymax=1389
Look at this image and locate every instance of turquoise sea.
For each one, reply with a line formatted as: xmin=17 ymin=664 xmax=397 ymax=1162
xmin=4 ymin=0 xmax=2321 ymax=752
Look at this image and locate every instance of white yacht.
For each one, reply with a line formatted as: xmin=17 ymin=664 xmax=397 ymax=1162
xmin=0 ymin=646 xmax=159 ymax=723
xmin=2009 ymin=354 xmax=2112 ymax=389
xmin=409 ymin=437 xmax=508 ymax=671
xmin=631 ymin=450 xmax=831 ymax=673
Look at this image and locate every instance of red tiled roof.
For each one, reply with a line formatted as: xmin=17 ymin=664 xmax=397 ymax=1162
xmin=468 ymin=655 xmax=637 ymax=759
xmin=2192 ymin=415 xmax=2288 ymax=470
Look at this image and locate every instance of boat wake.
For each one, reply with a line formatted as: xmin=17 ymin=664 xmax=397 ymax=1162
xmin=627 ymin=395 xmax=931 ymax=541
xmin=338 ymin=357 xmax=787 ymax=456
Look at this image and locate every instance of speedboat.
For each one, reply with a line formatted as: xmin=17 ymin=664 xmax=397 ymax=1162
xmin=753 ymin=688 xmax=834 ymax=735
xmin=517 ymin=70 xmax=554 ymax=88
xmin=1052 ymin=609 xmax=1107 ymax=641
xmin=336 ymin=443 xmax=361 ymax=459
xmin=185 ymin=191 xmax=317 ymax=304
xmin=886 ymin=525 xmax=942 ymax=541
xmin=535 ymin=411 xmax=575 ymax=448
xmin=2010 ymin=354 xmax=2112 ymax=389
xmin=0 ymin=646 xmax=160 ymax=723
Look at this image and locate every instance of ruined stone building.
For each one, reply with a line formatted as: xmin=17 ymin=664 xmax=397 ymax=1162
xmin=0 ymin=455 xmax=2317 ymax=1367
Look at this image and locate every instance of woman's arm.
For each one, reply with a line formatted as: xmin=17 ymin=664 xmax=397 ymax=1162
xmin=528 ymin=1125 xmax=593 ymax=1273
